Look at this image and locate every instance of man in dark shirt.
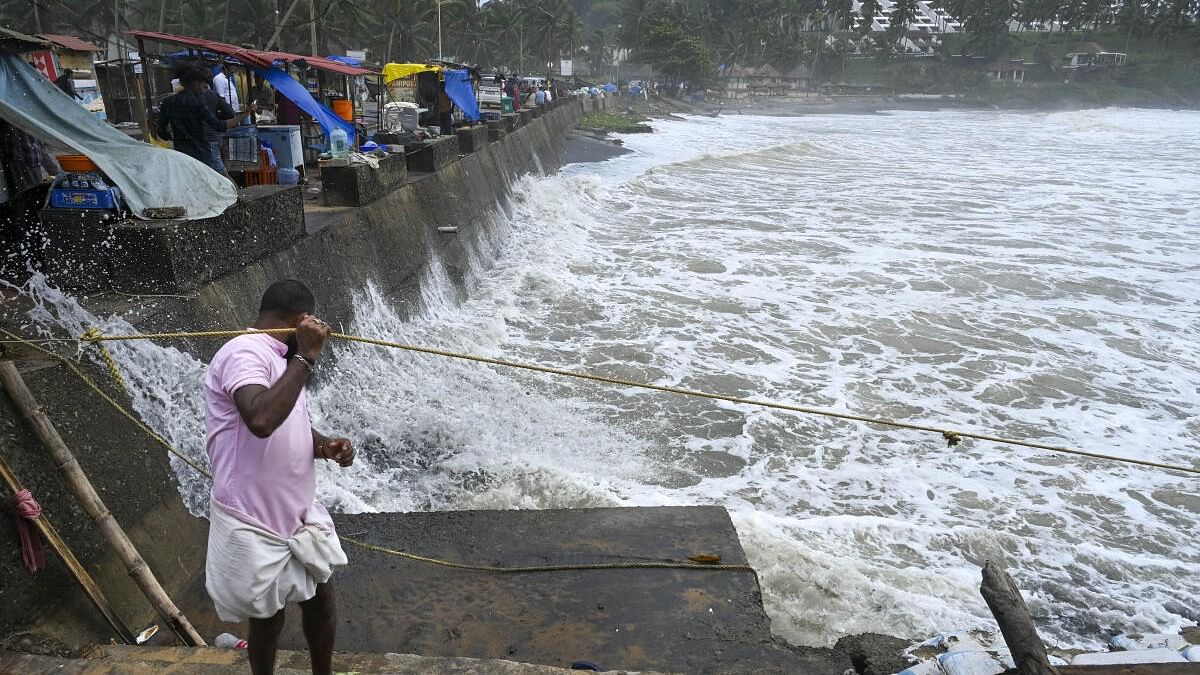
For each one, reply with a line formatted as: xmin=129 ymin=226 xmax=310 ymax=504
xmin=157 ymin=67 xmax=252 ymax=176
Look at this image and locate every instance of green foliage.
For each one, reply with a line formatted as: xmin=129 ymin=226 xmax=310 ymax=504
xmin=632 ymin=18 xmax=714 ymax=83
xmin=859 ymin=0 xmax=883 ymax=36
xmin=579 ymin=111 xmax=645 ymax=130
xmin=888 ymin=0 xmax=919 ymax=43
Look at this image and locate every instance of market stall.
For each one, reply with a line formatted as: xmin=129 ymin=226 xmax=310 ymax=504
xmin=125 ymin=30 xmax=380 ymax=183
xmin=381 ymin=62 xmax=480 ymax=139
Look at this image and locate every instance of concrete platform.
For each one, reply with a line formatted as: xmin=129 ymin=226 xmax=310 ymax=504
xmin=320 ymin=153 xmax=408 ymax=207
xmin=487 ymin=119 xmax=508 ymax=142
xmin=176 ymin=507 xmax=849 ymax=674
xmin=0 ymin=645 xmax=642 ymax=674
xmin=455 ymin=124 xmax=489 ymax=154
xmin=406 ymin=136 xmax=460 ymax=173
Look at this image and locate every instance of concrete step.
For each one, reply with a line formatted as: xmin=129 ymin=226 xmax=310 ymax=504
xmin=0 ymin=645 xmax=658 ymax=674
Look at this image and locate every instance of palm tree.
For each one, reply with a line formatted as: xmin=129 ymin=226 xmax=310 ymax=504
xmin=888 ymin=0 xmax=919 ymax=48
xmin=859 ymin=0 xmax=883 ymax=36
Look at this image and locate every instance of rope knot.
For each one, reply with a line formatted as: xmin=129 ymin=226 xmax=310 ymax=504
xmin=10 ymin=489 xmax=45 ymax=572
xmin=78 ymin=327 xmax=128 ymax=397
xmin=943 ymin=431 xmax=962 ymax=448
xmin=12 ymin=489 xmax=42 ymax=519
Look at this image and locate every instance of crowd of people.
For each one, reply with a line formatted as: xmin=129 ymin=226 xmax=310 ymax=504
xmin=494 ymin=74 xmax=562 ymax=112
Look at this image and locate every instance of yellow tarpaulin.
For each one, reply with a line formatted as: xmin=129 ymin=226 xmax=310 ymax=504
xmin=383 ymin=63 xmax=441 ymax=83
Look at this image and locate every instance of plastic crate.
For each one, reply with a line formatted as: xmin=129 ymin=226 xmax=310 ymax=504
xmin=49 ymin=188 xmax=120 ymax=209
xmin=47 ymin=172 xmax=121 ymax=210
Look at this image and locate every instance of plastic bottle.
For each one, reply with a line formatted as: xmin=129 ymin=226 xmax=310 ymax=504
xmin=214 ymin=632 xmax=248 ymax=649
xmin=329 ymin=128 xmax=349 ymax=158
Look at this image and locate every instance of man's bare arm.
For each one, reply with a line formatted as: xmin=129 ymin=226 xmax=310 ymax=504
xmin=233 ymin=315 xmax=329 ymax=438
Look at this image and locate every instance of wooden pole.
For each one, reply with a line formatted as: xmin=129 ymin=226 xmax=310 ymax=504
xmin=308 ymin=0 xmax=318 ymax=56
xmin=0 ymin=445 xmax=136 ymax=644
xmin=264 ymin=0 xmax=303 ymax=51
xmin=0 ymin=362 xmax=206 ymax=647
xmin=980 ymin=560 xmax=1057 ymax=675
xmin=136 ymin=37 xmax=154 ymax=128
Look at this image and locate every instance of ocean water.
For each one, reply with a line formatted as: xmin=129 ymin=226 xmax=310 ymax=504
xmin=19 ymin=108 xmax=1200 ymax=649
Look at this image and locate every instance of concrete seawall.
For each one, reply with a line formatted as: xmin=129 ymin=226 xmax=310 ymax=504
xmin=81 ymin=95 xmax=615 ymax=355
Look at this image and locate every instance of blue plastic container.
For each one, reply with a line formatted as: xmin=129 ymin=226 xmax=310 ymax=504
xmin=48 ymin=172 xmax=121 ymax=210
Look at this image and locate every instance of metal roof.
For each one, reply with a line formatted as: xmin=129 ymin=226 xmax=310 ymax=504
xmin=126 ymin=30 xmax=376 ymax=77
xmin=37 ymin=34 xmax=103 ymax=52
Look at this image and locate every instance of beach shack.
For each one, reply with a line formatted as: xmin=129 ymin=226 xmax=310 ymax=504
xmin=34 ymin=34 xmax=102 ymax=74
xmin=381 ymin=62 xmax=480 ymax=135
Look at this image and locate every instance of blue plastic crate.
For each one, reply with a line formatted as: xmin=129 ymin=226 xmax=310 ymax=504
xmin=47 ymin=171 xmax=122 ymax=210
xmin=50 ymin=188 xmax=120 ymax=209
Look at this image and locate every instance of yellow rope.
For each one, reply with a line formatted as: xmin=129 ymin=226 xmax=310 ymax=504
xmin=79 ymin=328 xmax=128 ymax=397
xmin=68 ymin=327 xmax=1200 ymax=477
xmin=340 ymin=537 xmax=756 ymax=575
xmin=0 ymin=328 xmax=752 ymax=575
xmin=0 ymin=328 xmax=212 ymax=479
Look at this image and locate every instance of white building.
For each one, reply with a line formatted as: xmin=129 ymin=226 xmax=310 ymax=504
xmin=848 ymin=0 xmax=962 ymax=53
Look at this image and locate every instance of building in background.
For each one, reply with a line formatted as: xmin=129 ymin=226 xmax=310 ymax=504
xmin=36 ymin=34 xmax=102 ymax=73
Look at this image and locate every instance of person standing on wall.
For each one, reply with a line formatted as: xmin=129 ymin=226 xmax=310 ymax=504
xmin=204 ymin=280 xmax=355 ymax=675
xmin=156 ymin=67 xmax=254 ymax=176
xmin=212 ymin=64 xmax=242 ymax=111
xmin=54 ymin=68 xmax=80 ymax=100
xmin=436 ymin=82 xmax=454 ymax=136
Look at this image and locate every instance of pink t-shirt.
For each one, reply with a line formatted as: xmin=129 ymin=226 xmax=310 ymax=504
xmin=204 ymin=333 xmax=330 ymax=538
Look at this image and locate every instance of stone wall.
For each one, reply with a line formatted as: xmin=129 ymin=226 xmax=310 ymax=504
xmin=107 ymin=185 xmax=305 ymax=293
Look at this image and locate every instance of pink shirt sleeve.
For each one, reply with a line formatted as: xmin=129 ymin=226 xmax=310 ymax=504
xmin=218 ymin=341 xmax=274 ymax=396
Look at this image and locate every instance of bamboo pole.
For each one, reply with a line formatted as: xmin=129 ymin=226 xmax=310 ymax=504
xmin=0 ymin=362 xmax=206 ymax=647
xmin=0 ymin=445 xmax=136 ymax=644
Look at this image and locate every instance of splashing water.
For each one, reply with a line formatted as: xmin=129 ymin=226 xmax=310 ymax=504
xmin=16 ymin=108 xmax=1200 ymax=649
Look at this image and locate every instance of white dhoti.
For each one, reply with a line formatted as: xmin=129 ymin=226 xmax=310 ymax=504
xmin=205 ymin=499 xmax=348 ymax=622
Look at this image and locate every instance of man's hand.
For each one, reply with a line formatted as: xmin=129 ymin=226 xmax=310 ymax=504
xmin=296 ymin=314 xmax=331 ymax=362
xmin=317 ymin=438 xmax=355 ymax=467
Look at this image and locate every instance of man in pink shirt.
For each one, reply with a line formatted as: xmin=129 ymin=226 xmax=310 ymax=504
xmin=204 ymin=280 xmax=354 ymax=675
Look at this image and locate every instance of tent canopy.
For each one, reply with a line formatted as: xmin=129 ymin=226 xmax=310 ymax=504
xmin=383 ymin=62 xmax=440 ymax=83
xmin=0 ymin=54 xmax=236 ymax=219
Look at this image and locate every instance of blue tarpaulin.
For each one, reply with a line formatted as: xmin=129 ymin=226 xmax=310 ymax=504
xmin=443 ymin=69 xmax=479 ymax=122
xmin=256 ymin=66 xmax=354 ymax=143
